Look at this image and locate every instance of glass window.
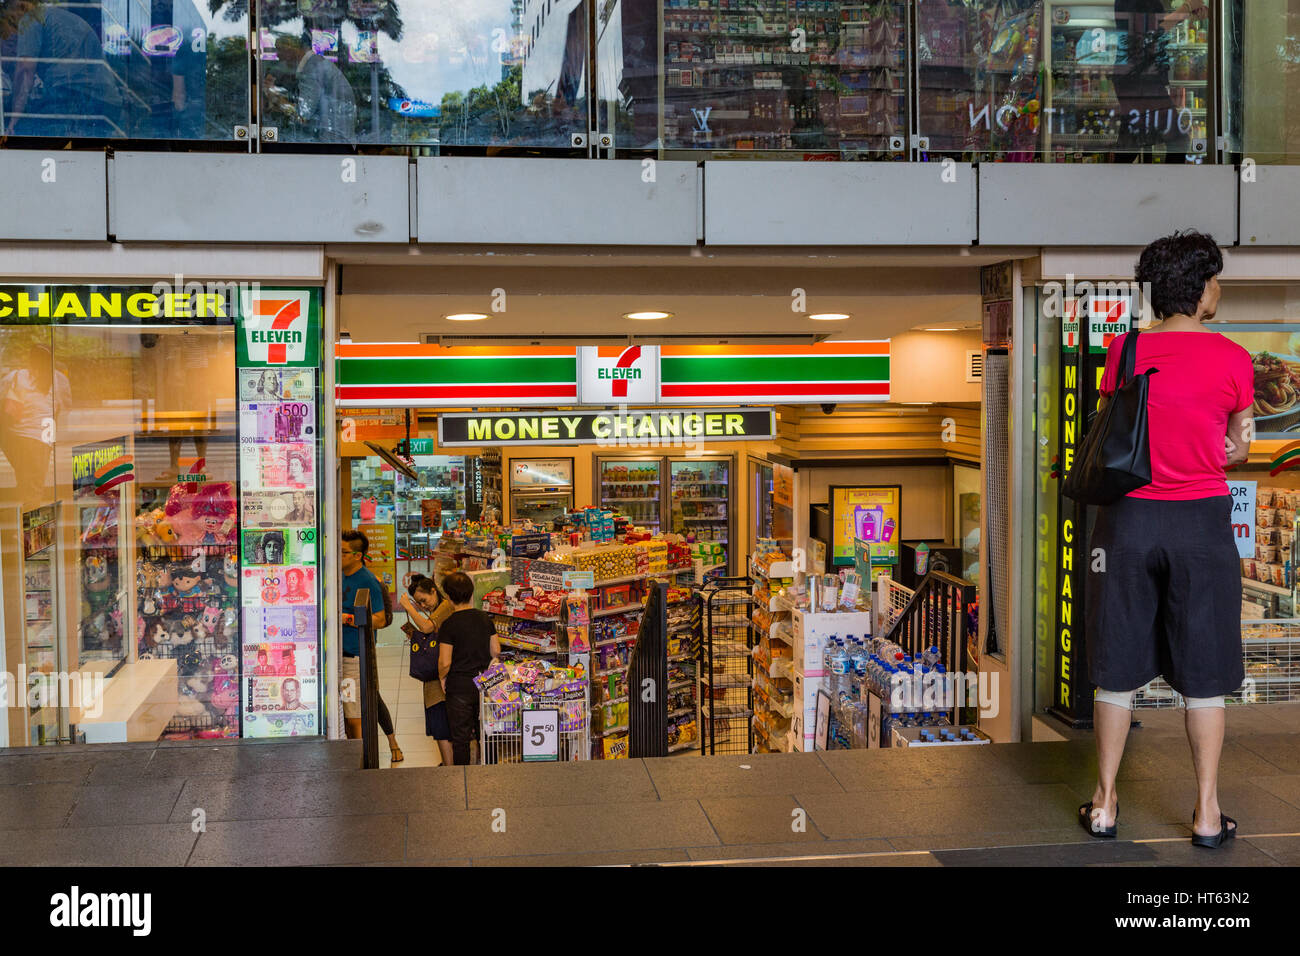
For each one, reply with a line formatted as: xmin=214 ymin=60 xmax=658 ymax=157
xmin=918 ymin=0 xmax=1212 ymax=163
xmin=256 ymin=0 xmax=587 ymax=148
xmin=598 ymin=0 xmax=909 ymax=158
xmin=1225 ymin=0 xmax=1300 ymax=163
xmin=0 ymin=285 xmax=324 ymax=747
xmin=0 ymin=0 xmax=249 ymax=142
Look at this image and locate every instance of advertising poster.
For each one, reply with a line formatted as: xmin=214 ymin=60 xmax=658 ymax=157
xmin=356 ymin=522 xmax=396 ymax=590
xmin=1210 ymin=325 xmax=1300 ymax=438
xmin=830 ymin=486 xmax=900 ymax=567
xmin=235 ymin=290 xmax=322 ymax=739
xmin=1229 ymin=481 xmax=1256 ymax=560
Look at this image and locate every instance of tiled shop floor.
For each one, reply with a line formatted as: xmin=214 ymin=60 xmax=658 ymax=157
xmin=0 ymin=703 xmax=1295 ymax=866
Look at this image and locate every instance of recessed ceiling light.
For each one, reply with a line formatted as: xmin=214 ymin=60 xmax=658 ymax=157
xmin=445 ymin=313 xmax=488 ymax=322
xmin=624 ymin=311 xmax=674 ymax=320
xmin=809 ymin=313 xmax=850 ymax=321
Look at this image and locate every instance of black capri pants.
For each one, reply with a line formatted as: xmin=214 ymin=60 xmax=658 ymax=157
xmin=1086 ymin=494 xmax=1245 ymax=699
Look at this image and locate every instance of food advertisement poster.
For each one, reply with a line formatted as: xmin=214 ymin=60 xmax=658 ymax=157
xmin=830 ymin=486 xmax=901 ymax=566
xmin=1212 ymin=325 xmax=1300 ymax=438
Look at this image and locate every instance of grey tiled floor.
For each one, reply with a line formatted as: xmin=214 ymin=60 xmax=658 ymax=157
xmin=0 ymin=704 xmax=1295 ymax=866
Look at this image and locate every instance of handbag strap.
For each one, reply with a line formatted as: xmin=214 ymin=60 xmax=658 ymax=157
xmin=1118 ymin=328 xmax=1140 ymax=386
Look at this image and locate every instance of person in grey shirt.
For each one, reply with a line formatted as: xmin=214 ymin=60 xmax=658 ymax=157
xmin=267 ymin=34 xmax=356 ymax=143
xmin=4 ymin=0 xmax=125 ymax=137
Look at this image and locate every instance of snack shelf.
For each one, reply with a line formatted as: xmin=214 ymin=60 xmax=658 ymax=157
xmin=668 ymin=653 xmax=694 ymax=663
xmin=668 ymin=680 xmax=694 ymax=692
xmin=593 ymin=636 xmax=638 ymax=649
xmin=596 ymin=723 xmax=629 ymax=735
xmin=1243 ymin=577 xmax=1290 ymax=597
xmin=669 ymin=707 xmax=695 ymax=718
xmin=701 ymin=675 xmax=750 ymax=689
xmin=498 ymin=636 xmax=560 ymax=654
xmin=598 ymin=694 xmax=629 ymax=705
xmin=668 ymin=740 xmax=699 ymax=753
xmin=594 ymin=664 xmax=631 ymax=677
xmin=591 ymin=604 xmax=645 ymax=619
xmin=487 ymin=609 xmax=562 ymax=624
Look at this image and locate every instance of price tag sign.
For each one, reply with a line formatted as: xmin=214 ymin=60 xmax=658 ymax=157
xmin=522 ymin=708 xmax=559 ymax=762
xmin=562 ymin=570 xmax=595 ymax=590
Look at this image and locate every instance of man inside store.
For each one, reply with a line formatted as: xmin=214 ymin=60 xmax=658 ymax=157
xmin=340 ymin=530 xmax=403 ymax=762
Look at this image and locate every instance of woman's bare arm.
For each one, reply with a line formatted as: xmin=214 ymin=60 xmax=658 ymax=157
xmin=1225 ymin=407 xmax=1253 ymax=467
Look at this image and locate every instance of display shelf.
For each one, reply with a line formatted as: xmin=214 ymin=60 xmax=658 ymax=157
xmin=603 ymin=480 xmax=659 ymax=485
xmin=604 ymin=497 xmax=659 ymax=502
xmin=593 ymin=635 xmax=638 ymax=649
xmin=498 ymin=635 xmax=559 ymax=654
xmin=1243 ymin=577 xmax=1290 ymax=597
xmin=668 ymin=740 xmax=699 ymax=753
xmin=669 ymin=706 xmax=695 ymax=718
xmin=595 ymin=723 xmax=629 ymax=735
xmin=598 ymin=694 xmax=629 ymax=705
xmin=668 ymin=680 xmax=694 ymax=692
xmin=486 ymin=609 xmax=561 ymax=624
xmin=594 ymin=664 xmax=630 ymax=677
xmin=668 ymin=652 xmax=694 ymax=663
xmin=591 ymin=604 xmax=644 ymax=620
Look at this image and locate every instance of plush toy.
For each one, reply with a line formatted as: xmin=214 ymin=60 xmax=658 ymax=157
xmin=154 ymin=518 xmax=179 ymax=545
xmin=199 ymin=604 xmax=222 ymax=639
xmin=176 ymin=676 xmax=209 ymax=718
xmin=217 ymin=606 xmax=239 ymax=650
xmin=209 ymin=661 xmax=239 ymax=717
xmin=190 ymin=483 xmax=237 ymax=546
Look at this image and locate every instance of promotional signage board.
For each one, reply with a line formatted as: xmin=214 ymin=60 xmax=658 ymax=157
xmin=1230 ymin=481 xmax=1256 ymax=560
xmin=336 ymin=342 xmax=891 ymax=407
xmin=236 ymin=288 xmax=324 ymax=739
xmin=438 ymin=408 xmax=776 ymax=447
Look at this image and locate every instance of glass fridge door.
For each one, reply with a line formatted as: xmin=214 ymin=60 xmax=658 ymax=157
xmin=669 ymin=457 xmax=731 ymax=571
xmin=597 ymin=458 xmax=663 ymax=531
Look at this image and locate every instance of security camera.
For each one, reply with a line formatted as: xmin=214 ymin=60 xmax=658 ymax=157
xmin=821 ymin=403 xmax=836 ymax=415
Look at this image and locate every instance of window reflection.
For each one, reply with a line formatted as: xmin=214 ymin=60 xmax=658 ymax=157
xmin=599 ymin=0 xmax=909 ymax=157
xmin=255 ymin=0 xmax=587 ymax=147
xmin=918 ymin=0 xmax=1210 ymax=162
xmin=0 ymin=0 xmax=246 ymax=141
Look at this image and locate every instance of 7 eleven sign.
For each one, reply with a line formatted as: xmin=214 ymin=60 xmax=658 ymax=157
xmin=237 ymin=289 xmax=320 ymax=368
xmin=1087 ymin=294 xmax=1132 ymax=353
xmin=1062 ymin=298 xmax=1081 ymax=352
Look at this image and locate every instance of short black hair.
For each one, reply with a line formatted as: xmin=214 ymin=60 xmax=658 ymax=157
xmin=441 ymin=570 xmax=475 ymax=605
xmin=1134 ymin=231 xmax=1223 ymax=320
xmin=407 ymin=573 xmax=439 ymax=599
xmin=342 ymin=529 xmax=368 ymax=553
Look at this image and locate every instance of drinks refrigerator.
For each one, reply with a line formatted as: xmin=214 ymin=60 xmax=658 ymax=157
xmin=595 ymin=458 xmax=664 ymax=532
xmin=508 ymin=458 xmax=575 ymax=527
xmin=595 ymin=454 xmax=735 ymax=573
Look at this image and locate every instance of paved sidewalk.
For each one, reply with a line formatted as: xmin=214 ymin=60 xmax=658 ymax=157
xmin=0 ymin=704 xmax=1296 ymax=866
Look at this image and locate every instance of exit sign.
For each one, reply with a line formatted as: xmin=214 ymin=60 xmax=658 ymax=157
xmin=407 ymin=439 xmax=433 ymax=454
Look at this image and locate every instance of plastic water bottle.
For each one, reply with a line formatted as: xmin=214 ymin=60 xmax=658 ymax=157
xmin=822 ymin=636 xmax=838 ymax=679
xmin=829 ymin=642 xmax=851 ymax=702
xmin=849 ymin=640 xmax=869 ymax=701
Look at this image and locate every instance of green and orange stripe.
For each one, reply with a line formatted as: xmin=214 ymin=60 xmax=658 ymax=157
xmin=94 ymin=455 xmax=134 ymax=494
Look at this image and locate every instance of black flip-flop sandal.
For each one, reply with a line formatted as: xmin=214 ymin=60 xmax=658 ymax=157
xmin=1191 ymin=811 xmax=1237 ymax=848
xmin=1079 ymin=801 xmax=1118 ymax=838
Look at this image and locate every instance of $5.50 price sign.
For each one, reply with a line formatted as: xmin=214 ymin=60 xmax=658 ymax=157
xmin=522 ymin=708 xmax=560 ymax=762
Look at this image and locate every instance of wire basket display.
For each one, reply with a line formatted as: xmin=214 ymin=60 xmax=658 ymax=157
xmin=1135 ymin=619 xmax=1300 ymax=708
xmin=479 ymin=697 xmax=591 ymax=764
xmin=700 ymin=578 xmax=753 ymax=755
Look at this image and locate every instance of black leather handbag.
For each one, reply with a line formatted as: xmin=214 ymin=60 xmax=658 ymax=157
xmin=1063 ymin=330 xmax=1157 ymax=505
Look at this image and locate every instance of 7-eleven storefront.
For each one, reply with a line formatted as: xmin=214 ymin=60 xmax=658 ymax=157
xmin=331 ymin=337 xmax=1000 ymax=756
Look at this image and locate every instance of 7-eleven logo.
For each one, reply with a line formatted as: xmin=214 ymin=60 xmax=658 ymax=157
xmin=579 ymin=345 xmax=659 ymax=404
xmin=1089 ymin=296 xmax=1131 ymax=351
xmin=1062 ymin=298 xmax=1081 ymax=349
xmin=242 ymin=291 xmax=311 ymax=365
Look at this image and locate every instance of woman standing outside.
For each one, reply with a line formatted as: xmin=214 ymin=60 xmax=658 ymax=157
xmin=399 ymin=574 xmax=455 ymax=767
xmin=1083 ymin=231 xmax=1253 ymax=848
xmin=437 ymin=571 xmax=500 ymax=765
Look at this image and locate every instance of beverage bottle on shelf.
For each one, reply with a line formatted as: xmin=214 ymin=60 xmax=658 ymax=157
xmin=822 ymin=635 xmax=838 ymax=679
xmin=933 ymin=710 xmax=951 ymax=728
xmin=829 ymin=640 xmax=850 ymax=701
xmin=851 ymin=641 xmax=869 ymax=701
xmin=923 ymin=645 xmax=941 ymax=668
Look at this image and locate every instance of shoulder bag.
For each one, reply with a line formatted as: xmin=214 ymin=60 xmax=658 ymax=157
xmin=1063 ymin=329 xmax=1157 ymax=505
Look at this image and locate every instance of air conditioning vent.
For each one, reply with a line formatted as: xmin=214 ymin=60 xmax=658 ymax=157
xmin=423 ymin=332 xmax=828 ymax=347
xmin=966 ymin=350 xmax=984 ymax=383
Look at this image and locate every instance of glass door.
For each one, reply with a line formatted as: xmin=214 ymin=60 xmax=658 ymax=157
xmin=597 ymin=457 xmax=663 ymax=531
xmin=669 ymin=456 xmax=732 ymax=573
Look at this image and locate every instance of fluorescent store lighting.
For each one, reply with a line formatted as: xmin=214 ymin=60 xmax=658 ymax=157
xmin=924 ymin=328 xmax=960 ymax=332
xmin=445 ymin=313 xmax=488 ymax=321
xmin=809 ymin=313 xmax=850 ymax=321
xmin=624 ymin=311 xmax=674 ymax=320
